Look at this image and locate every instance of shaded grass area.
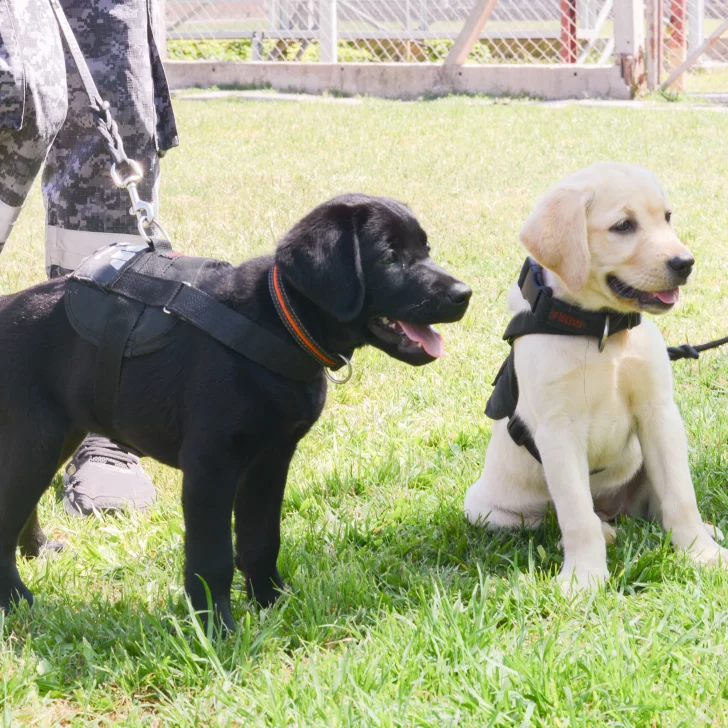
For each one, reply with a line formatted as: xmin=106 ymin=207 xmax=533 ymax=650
xmin=3 ymin=99 xmax=728 ymax=725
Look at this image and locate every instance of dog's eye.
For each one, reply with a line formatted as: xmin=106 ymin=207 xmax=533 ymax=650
xmin=378 ymin=250 xmax=398 ymax=265
xmin=665 ymin=211 xmax=672 ymax=224
xmin=611 ymin=219 xmax=636 ymax=234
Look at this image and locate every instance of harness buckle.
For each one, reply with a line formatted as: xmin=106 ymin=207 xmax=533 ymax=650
xmin=110 ymin=161 xmax=170 ymax=245
xmin=163 ymin=281 xmax=191 ymax=315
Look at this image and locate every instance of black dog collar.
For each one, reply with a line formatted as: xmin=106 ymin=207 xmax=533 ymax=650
xmin=513 ymin=257 xmax=641 ymax=349
xmin=268 ymin=265 xmax=352 ymax=383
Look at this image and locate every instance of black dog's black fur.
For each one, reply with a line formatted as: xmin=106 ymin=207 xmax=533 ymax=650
xmin=0 ymin=194 xmax=470 ymax=630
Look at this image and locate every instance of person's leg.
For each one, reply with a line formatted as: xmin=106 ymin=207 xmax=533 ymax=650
xmin=44 ymin=0 xmax=178 ymax=516
xmin=43 ymin=0 xmax=178 ymax=276
xmin=0 ymin=0 xmax=68 ymax=249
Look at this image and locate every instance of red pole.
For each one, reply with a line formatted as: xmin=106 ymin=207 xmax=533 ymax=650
xmin=668 ymin=0 xmax=687 ymax=89
xmin=560 ymin=0 xmax=578 ymax=63
xmin=670 ymin=0 xmax=687 ymax=48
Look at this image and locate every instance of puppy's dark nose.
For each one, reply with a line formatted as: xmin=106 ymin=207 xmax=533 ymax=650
xmin=448 ymin=282 xmax=472 ymax=306
xmin=668 ymin=255 xmax=695 ymax=281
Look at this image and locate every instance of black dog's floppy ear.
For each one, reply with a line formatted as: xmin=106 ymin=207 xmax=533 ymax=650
xmin=275 ymin=201 xmax=366 ymax=322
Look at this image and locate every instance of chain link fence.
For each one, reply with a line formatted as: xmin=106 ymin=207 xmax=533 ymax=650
xmin=166 ymin=0 xmax=615 ymax=65
xmin=650 ymin=0 xmax=728 ymax=92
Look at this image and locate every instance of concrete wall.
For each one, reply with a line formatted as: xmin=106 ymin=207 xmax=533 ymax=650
xmin=164 ymin=61 xmax=633 ymax=101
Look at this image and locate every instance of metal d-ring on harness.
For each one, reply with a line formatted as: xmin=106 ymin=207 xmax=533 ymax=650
xmin=48 ymin=0 xmax=166 ymax=244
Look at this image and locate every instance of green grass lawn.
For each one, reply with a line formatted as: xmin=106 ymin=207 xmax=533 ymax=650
xmin=4 ymin=98 xmax=728 ymax=726
xmin=686 ymin=66 xmax=728 ymax=93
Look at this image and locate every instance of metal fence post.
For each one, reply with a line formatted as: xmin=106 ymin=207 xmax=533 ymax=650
xmin=320 ymin=0 xmax=337 ymax=63
xmin=614 ymin=0 xmax=645 ymax=89
xmin=688 ymin=0 xmax=705 ymax=51
xmin=583 ymin=0 xmax=599 ymax=29
xmin=419 ymin=0 xmax=429 ymax=31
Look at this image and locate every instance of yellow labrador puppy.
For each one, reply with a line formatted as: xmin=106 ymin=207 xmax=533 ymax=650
xmin=465 ymin=162 xmax=726 ymax=589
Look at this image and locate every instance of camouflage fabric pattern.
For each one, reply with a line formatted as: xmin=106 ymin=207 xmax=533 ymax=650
xmin=0 ymin=0 xmax=67 ymax=209
xmin=44 ymin=0 xmax=179 ymax=238
xmin=0 ymin=0 xmax=178 ymax=262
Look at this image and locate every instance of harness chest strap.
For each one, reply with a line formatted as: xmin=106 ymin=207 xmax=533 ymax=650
xmin=486 ymin=258 xmax=642 ymax=464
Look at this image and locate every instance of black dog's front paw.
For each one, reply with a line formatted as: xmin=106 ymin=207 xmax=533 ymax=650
xmin=0 ymin=580 xmax=34 ymax=613
xmin=246 ymin=572 xmax=289 ymax=608
xmin=42 ymin=540 xmax=64 ymax=555
xmin=192 ymin=597 xmax=237 ymax=635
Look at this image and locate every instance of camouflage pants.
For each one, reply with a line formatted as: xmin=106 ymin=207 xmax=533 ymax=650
xmin=0 ymin=0 xmax=178 ymax=276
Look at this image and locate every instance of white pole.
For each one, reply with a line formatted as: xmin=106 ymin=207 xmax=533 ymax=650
xmin=688 ymin=0 xmax=705 ymax=51
xmin=419 ymin=0 xmax=428 ymax=31
xmin=320 ymin=0 xmax=337 ymax=63
xmin=613 ymin=0 xmax=645 ymax=89
xmin=583 ymin=0 xmax=598 ymax=29
xmin=613 ymin=0 xmax=644 ymax=57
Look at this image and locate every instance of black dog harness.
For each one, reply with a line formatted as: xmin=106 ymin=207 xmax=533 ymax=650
xmin=485 ymin=258 xmax=642 ymax=463
xmin=66 ymin=241 xmax=342 ymax=431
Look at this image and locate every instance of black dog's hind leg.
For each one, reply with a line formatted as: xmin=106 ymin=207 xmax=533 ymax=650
xmin=0 ymin=419 xmax=73 ymax=612
xmin=234 ymin=439 xmax=298 ymax=607
xmin=18 ymin=507 xmax=60 ymax=558
xmin=17 ymin=429 xmax=85 ymax=559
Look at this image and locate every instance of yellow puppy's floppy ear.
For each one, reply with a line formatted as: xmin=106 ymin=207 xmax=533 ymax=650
xmin=519 ymin=186 xmax=594 ymax=293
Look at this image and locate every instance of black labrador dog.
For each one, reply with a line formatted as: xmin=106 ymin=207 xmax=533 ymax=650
xmin=0 ymin=194 xmax=471 ymax=630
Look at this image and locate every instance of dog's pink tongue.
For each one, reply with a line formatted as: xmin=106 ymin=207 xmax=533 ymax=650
xmin=398 ymin=322 xmax=444 ymax=358
xmin=655 ymin=288 xmax=680 ymax=304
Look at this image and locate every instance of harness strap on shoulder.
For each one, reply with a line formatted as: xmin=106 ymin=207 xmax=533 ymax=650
xmin=506 ymin=416 xmax=542 ymax=463
xmin=109 ymin=265 xmax=322 ymax=381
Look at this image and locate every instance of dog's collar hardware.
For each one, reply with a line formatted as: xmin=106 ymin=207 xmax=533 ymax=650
xmin=487 ymin=258 xmax=643 ymax=466
xmin=599 ymin=314 xmax=610 ymax=353
xmin=269 ymin=264 xmax=352 ymax=383
xmin=325 ymin=354 xmax=353 ymax=384
xmin=515 ymin=257 xmax=641 ymax=343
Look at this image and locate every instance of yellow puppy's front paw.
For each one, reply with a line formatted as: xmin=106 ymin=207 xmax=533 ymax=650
xmin=557 ymin=562 xmax=609 ymax=594
xmin=601 ymin=522 xmax=617 ymax=545
xmin=687 ymin=542 xmax=728 ymax=568
xmin=704 ymin=521 xmax=725 ymax=542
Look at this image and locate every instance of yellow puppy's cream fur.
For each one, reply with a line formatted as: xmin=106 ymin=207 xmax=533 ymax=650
xmin=465 ymin=163 xmax=726 ymax=589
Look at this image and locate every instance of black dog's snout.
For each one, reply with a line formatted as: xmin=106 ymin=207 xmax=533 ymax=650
xmin=447 ymin=282 xmax=472 ymax=306
xmin=668 ymin=254 xmax=695 ymax=281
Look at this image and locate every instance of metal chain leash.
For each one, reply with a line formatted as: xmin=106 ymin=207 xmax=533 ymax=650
xmin=49 ymin=0 xmax=168 ymax=244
